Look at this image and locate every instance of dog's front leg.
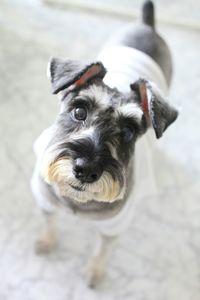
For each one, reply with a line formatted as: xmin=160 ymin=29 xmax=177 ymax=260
xmin=35 ymin=212 xmax=58 ymax=255
xmin=87 ymin=233 xmax=117 ymax=288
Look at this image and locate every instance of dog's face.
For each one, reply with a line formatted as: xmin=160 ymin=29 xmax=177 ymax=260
xmin=40 ymin=58 xmax=178 ymax=203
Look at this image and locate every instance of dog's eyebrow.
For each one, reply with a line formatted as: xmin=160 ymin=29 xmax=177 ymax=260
xmin=71 ymin=96 xmax=95 ymax=108
xmin=117 ymin=103 xmax=143 ymax=123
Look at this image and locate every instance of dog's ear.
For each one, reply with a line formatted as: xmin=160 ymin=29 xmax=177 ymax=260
xmin=130 ymin=78 xmax=178 ymax=138
xmin=47 ymin=58 xmax=107 ymax=95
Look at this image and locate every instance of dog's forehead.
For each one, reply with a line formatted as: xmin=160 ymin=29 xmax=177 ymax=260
xmin=78 ymin=84 xmax=118 ymax=108
xmin=78 ymin=84 xmax=143 ymax=121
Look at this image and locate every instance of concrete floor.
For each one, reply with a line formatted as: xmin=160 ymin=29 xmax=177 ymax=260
xmin=0 ymin=0 xmax=200 ymax=299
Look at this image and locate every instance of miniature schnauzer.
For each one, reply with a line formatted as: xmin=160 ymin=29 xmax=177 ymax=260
xmin=31 ymin=0 xmax=178 ymax=287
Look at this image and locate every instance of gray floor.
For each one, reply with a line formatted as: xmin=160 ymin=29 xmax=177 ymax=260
xmin=0 ymin=1 xmax=200 ymax=299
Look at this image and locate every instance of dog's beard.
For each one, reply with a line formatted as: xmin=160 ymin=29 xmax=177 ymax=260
xmin=41 ymin=156 xmax=125 ymax=203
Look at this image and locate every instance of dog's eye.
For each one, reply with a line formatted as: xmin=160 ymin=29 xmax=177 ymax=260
xmin=121 ymin=126 xmax=134 ymax=142
xmin=73 ymin=107 xmax=87 ymax=121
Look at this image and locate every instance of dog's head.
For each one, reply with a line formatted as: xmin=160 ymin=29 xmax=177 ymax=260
xmin=40 ymin=58 xmax=178 ymax=203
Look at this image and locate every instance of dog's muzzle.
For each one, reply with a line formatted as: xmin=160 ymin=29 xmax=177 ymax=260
xmin=40 ymin=136 xmax=126 ymax=202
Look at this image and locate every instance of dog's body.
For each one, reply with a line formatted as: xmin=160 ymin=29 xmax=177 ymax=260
xmin=31 ymin=1 xmax=178 ymax=287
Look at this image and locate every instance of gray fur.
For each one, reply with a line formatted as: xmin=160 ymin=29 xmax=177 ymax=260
xmin=142 ymin=0 xmax=155 ymax=28
xmin=49 ymin=58 xmax=106 ymax=94
xmin=130 ymin=78 xmax=178 ymax=138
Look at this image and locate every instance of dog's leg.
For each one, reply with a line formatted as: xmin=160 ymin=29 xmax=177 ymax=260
xmin=35 ymin=212 xmax=58 ymax=255
xmin=87 ymin=233 xmax=117 ymax=288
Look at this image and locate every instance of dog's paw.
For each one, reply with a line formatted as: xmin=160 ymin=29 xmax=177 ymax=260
xmin=35 ymin=237 xmax=56 ymax=255
xmin=86 ymin=256 xmax=105 ymax=288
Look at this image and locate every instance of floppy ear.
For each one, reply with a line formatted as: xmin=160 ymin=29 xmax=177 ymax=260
xmin=130 ymin=78 xmax=178 ymax=138
xmin=47 ymin=57 xmax=106 ymax=95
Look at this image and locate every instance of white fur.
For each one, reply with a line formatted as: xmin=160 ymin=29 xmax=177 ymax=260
xmin=117 ymin=103 xmax=143 ymax=122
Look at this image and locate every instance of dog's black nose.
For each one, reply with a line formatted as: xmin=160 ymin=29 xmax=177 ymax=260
xmin=73 ymin=158 xmax=102 ymax=183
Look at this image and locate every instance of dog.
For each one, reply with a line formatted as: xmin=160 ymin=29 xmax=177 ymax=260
xmin=31 ymin=0 xmax=178 ymax=287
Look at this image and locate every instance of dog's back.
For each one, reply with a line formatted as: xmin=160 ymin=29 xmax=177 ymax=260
xmin=98 ymin=0 xmax=172 ymax=91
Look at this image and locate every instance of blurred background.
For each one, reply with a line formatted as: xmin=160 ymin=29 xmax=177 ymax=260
xmin=0 ymin=0 xmax=200 ymax=299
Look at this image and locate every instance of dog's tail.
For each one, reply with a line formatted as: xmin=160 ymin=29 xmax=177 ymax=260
xmin=142 ymin=0 xmax=155 ymax=29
